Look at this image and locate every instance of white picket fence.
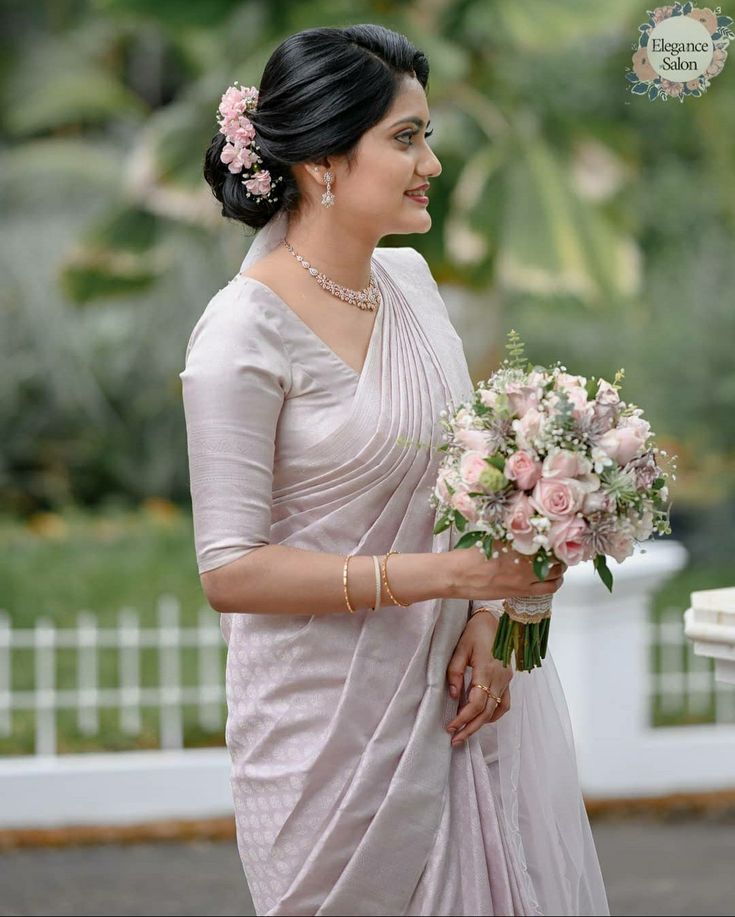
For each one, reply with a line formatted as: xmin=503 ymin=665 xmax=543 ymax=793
xmin=0 ymin=597 xmax=226 ymax=756
xmin=1 ymin=541 xmax=734 ymax=829
xmin=1 ymin=594 xmax=733 ymax=760
xmin=653 ymin=607 xmax=735 ymax=723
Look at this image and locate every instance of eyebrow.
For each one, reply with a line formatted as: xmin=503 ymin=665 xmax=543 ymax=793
xmin=389 ymin=117 xmax=431 ymax=129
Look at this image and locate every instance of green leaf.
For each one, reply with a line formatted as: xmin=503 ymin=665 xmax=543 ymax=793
xmin=455 ymin=530 xmax=484 ymax=549
xmin=533 ymin=553 xmax=552 ymax=581
xmin=594 ymin=554 xmax=614 ymax=592
xmin=454 ymin=510 xmax=467 ymax=531
xmin=433 ymin=516 xmax=452 ymax=534
xmin=487 ymin=453 xmax=506 ymax=471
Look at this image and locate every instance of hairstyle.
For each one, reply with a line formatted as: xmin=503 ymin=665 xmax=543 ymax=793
xmin=203 ymin=24 xmax=430 ymax=231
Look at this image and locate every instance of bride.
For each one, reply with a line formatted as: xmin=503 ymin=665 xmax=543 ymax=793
xmin=180 ymin=22 xmax=610 ymax=917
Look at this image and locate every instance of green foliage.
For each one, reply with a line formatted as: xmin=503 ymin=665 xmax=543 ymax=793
xmin=0 ymin=0 xmax=732 ymax=554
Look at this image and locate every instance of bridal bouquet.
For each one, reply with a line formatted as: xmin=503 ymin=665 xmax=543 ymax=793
xmin=431 ymin=330 xmax=676 ymax=672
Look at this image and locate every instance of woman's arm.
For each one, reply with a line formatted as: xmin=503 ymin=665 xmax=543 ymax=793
xmin=204 ymin=545 xmax=458 ymax=615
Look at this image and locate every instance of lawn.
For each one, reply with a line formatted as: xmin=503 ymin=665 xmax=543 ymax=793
xmin=0 ymin=504 xmax=730 ymax=753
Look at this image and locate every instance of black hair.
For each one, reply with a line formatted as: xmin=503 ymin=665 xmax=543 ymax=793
xmin=203 ymin=24 xmax=430 ymax=231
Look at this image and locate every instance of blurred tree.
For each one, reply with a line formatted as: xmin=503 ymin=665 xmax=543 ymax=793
xmin=0 ymin=0 xmax=733 ymax=547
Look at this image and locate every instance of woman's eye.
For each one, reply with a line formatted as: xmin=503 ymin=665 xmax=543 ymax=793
xmin=398 ymin=130 xmax=434 ymax=146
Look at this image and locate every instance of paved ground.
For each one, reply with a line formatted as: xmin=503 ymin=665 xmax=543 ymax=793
xmin=0 ymin=816 xmax=733 ymax=916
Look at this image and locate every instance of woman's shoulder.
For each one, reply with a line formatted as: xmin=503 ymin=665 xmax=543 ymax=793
xmin=181 ymin=271 xmax=292 ymax=383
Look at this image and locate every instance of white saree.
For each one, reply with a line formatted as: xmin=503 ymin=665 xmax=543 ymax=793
xmin=179 ymin=209 xmax=610 ymax=916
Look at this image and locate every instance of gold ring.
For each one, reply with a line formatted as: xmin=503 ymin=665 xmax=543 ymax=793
xmin=470 ymin=683 xmax=492 ymax=702
xmin=471 ymin=682 xmax=503 ymax=705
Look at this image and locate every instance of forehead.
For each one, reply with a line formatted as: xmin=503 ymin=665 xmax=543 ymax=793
xmin=382 ymin=76 xmax=429 ymax=125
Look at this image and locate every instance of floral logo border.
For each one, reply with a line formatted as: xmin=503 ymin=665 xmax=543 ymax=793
xmin=626 ymin=3 xmax=733 ymax=101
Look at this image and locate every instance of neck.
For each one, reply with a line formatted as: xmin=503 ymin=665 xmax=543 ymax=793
xmin=284 ymin=210 xmax=378 ymax=290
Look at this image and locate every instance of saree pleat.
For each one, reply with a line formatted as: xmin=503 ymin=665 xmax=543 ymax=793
xmin=201 ymin=246 xmax=609 ymax=916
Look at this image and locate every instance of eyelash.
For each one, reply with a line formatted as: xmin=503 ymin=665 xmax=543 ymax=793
xmin=397 ymin=129 xmax=434 ymax=146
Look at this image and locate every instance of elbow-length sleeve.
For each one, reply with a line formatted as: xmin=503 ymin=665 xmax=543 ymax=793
xmin=178 ymin=283 xmax=292 ymax=575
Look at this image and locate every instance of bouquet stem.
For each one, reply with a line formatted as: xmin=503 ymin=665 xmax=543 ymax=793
xmin=491 ymin=595 xmax=553 ymax=672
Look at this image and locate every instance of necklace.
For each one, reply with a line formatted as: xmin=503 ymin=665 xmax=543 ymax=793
xmin=282 ymin=239 xmax=381 ymax=311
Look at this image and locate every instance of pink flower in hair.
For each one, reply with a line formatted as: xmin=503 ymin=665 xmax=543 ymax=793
xmin=244 ymin=170 xmax=273 ymax=197
xmin=220 ymin=140 xmax=260 ymax=173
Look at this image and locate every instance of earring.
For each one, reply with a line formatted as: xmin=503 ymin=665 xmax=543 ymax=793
xmin=321 ymin=171 xmax=335 ymax=208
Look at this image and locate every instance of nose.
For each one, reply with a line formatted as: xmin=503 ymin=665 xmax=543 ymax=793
xmin=421 ymin=146 xmax=442 ymax=179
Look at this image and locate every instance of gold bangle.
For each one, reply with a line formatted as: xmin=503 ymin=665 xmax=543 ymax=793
xmin=370 ymin=554 xmax=382 ymax=612
xmin=343 ymin=553 xmax=356 ymax=614
xmin=470 ymin=606 xmax=498 ymax=619
xmin=381 ymin=550 xmax=410 ymax=607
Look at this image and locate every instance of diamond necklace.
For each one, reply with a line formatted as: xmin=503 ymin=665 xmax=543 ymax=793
xmin=282 ymin=239 xmax=382 ymax=311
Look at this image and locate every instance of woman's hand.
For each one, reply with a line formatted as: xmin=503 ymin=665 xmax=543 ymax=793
xmin=448 ymin=545 xmax=567 ymax=601
xmin=445 ymin=611 xmax=513 ymax=746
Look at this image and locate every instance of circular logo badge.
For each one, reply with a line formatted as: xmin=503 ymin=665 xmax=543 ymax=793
xmin=627 ymin=4 xmax=733 ymax=102
xmin=647 ymin=15 xmax=714 ymax=77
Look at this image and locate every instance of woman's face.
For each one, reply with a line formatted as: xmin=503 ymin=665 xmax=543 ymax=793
xmin=327 ymin=75 xmax=443 ymax=237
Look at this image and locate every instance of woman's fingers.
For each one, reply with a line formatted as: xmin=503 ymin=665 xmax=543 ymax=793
xmin=446 ymin=661 xmax=496 ymax=736
xmin=448 ymin=686 xmax=499 ymax=744
xmin=486 ymin=685 xmax=511 ymax=724
xmin=446 ymin=639 xmax=470 ymax=700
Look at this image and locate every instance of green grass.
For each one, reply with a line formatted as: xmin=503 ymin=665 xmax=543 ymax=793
xmin=0 ymin=503 xmax=225 ymax=756
xmin=0 ymin=502 xmax=207 ymax=629
xmin=0 ymin=507 xmax=731 ymax=752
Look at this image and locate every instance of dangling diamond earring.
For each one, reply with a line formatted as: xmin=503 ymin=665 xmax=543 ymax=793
xmin=321 ymin=171 xmax=335 ymax=208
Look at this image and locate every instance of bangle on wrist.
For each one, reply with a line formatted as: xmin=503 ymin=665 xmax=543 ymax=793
xmin=381 ymin=550 xmax=410 ymax=607
xmin=343 ymin=553 xmax=356 ymax=613
xmin=370 ymin=554 xmax=381 ymax=612
xmin=470 ymin=605 xmax=498 ymax=619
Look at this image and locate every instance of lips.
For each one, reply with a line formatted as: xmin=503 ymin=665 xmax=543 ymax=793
xmin=406 ymin=183 xmax=430 ymax=194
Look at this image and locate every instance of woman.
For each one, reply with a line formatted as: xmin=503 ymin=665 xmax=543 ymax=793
xmin=180 ymin=24 xmax=610 ymax=917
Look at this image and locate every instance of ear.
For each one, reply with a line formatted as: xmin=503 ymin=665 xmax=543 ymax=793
xmin=300 ymin=158 xmax=335 ymax=185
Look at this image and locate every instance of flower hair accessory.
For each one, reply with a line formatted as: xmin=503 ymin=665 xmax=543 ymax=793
xmin=217 ymin=81 xmax=284 ymax=204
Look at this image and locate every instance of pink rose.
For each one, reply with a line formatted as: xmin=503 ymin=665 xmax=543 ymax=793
xmin=505 ymin=382 xmax=541 ymax=417
xmin=597 ymin=416 xmax=650 ymax=465
xmin=513 ymin=407 xmax=544 ymax=450
xmin=582 ymin=490 xmax=615 ymax=514
xmin=450 ymin=488 xmax=479 ymax=524
xmin=542 ymin=448 xmax=589 ymax=479
xmin=549 ymin=385 xmax=592 ymax=426
xmin=606 ymin=531 xmax=635 ymax=563
xmin=459 ymin=451 xmax=487 ymax=488
xmin=505 ymin=450 xmax=542 ymax=491
xmin=548 ymin=516 xmax=589 ymax=566
xmin=479 ymin=389 xmax=500 ymax=408
xmin=455 ymin=429 xmax=491 ymax=452
xmin=529 ymin=477 xmax=585 ymax=521
xmin=504 ymin=492 xmax=537 ymax=555
xmin=629 ymin=507 xmax=654 ymax=540
xmin=596 ymin=380 xmax=620 ymax=406
xmin=435 ymin=468 xmax=452 ymax=502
